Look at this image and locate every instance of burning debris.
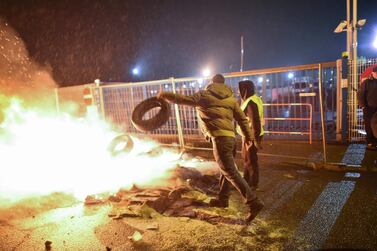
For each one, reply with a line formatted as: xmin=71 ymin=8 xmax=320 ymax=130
xmin=0 ymin=97 xmax=193 ymax=204
xmin=0 ymin=95 xmax=220 ymax=214
xmin=82 ymin=166 xmax=250 ymax=225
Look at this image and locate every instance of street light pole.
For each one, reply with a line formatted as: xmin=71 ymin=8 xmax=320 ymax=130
xmin=346 ymin=0 xmax=352 ymax=59
xmin=352 ymin=0 xmax=358 ymax=76
xmin=352 ymin=0 xmax=358 ymax=129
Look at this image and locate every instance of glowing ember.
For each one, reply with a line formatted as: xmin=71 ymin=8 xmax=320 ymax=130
xmin=0 ymin=97 xmax=183 ymax=203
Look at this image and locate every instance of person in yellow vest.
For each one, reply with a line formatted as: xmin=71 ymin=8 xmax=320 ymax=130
xmin=237 ymin=80 xmax=264 ymax=190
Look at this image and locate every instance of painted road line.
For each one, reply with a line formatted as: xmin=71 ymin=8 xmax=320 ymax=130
xmin=344 ymin=172 xmax=361 ymax=179
xmin=341 ymin=144 xmax=366 ymax=167
xmin=285 ymin=180 xmax=356 ymax=250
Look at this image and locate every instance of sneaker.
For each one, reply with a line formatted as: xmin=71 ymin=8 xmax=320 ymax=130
xmin=209 ymin=198 xmax=229 ymax=208
xmin=245 ymin=198 xmax=264 ymax=223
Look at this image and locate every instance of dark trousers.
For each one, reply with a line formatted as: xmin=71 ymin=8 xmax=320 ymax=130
xmin=212 ymin=136 xmax=256 ymax=204
xmin=242 ymin=140 xmax=259 ymax=188
xmin=364 ymin=107 xmax=377 ymax=145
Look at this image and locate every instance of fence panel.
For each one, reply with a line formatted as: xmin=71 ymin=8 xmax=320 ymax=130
xmin=57 ymin=62 xmax=338 ymax=150
xmin=348 ymin=58 xmax=377 ymax=142
xmin=98 ymin=80 xmax=181 ymax=145
xmin=55 ymin=84 xmax=94 ymax=117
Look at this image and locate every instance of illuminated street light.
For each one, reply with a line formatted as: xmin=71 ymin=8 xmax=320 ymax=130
xmin=202 ymin=68 xmax=211 ymax=77
xmin=373 ymin=35 xmax=377 ymax=49
xmin=288 ymin=72 xmax=294 ymax=79
xmin=132 ymin=67 xmax=140 ymax=75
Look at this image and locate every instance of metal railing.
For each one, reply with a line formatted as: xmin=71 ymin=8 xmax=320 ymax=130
xmin=56 ymin=62 xmax=336 ymax=149
xmin=347 ymin=58 xmax=377 ymax=141
xmin=263 ymin=103 xmax=313 ymax=144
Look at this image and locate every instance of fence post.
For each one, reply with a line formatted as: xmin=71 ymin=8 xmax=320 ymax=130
xmin=309 ymin=104 xmax=312 ymax=145
xmin=97 ymin=85 xmax=106 ymax=118
xmin=318 ymin=64 xmax=327 ymax=163
xmin=171 ymin=77 xmax=185 ymax=148
xmin=336 ymin=59 xmax=343 ymax=142
xmin=54 ymin=88 xmax=60 ymax=114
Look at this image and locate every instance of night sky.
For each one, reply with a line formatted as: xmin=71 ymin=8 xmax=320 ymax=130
xmin=0 ymin=0 xmax=376 ymax=86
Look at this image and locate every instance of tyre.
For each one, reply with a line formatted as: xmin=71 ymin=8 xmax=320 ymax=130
xmin=108 ymin=134 xmax=134 ymax=156
xmin=131 ymin=97 xmax=171 ymax=132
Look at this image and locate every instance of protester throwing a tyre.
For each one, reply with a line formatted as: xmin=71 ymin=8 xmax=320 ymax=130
xmin=158 ymin=74 xmax=264 ymax=222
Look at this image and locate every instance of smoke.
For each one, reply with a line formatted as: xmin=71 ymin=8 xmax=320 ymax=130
xmin=0 ymin=19 xmax=215 ymax=209
xmin=0 ymin=18 xmax=57 ymax=113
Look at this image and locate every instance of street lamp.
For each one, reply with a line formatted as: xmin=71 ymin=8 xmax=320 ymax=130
xmin=373 ymin=34 xmax=377 ymax=49
xmin=333 ymin=0 xmax=366 ymax=60
xmin=132 ymin=67 xmax=140 ymax=76
xmin=202 ymin=68 xmax=211 ymax=77
xmin=94 ymin=79 xmax=101 ymax=86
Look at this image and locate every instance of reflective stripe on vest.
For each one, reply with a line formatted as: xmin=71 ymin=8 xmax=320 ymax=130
xmin=237 ymin=95 xmax=264 ymax=136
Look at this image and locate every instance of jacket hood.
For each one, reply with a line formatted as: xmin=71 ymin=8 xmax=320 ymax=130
xmin=205 ymin=83 xmax=233 ymax=99
xmin=238 ymin=80 xmax=255 ymax=100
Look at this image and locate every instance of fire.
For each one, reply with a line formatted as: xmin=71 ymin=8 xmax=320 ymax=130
xmin=0 ymin=20 xmax=221 ymax=217
xmin=0 ymin=20 xmax=196 ymax=206
xmin=0 ymin=97 xmax=183 ymax=203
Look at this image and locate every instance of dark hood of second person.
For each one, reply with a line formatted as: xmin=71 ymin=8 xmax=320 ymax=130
xmin=238 ymin=80 xmax=255 ymax=101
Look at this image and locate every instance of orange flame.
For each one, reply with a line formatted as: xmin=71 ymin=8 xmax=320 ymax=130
xmin=0 ymin=97 xmax=185 ymax=203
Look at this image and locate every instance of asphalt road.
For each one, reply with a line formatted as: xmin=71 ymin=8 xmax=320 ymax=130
xmin=1 ymin=153 xmax=377 ymax=250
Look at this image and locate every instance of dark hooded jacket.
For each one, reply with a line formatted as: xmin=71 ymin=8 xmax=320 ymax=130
xmin=239 ymin=81 xmax=262 ymax=142
xmin=357 ymin=77 xmax=377 ymax=109
xmin=372 ymin=112 xmax=377 ymax=138
xmin=159 ymin=82 xmax=252 ymax=139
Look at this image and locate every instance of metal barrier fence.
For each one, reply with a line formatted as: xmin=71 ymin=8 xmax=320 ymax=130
xmin=56 ymin=62 xmax=337 ymax=148
xmin=263 ymin=103 xmax=313 ymax=144
xmin=348 ymin=58 xmax=377 ymax=142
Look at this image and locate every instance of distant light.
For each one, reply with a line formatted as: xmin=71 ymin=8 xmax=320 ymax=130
xmin=198 ymin=78 xmax=204 ymax=84
xmin=132 ymin=67 xmax=140 ymax=75
xmin=373 ymin=35 xmax=377 ymax=49
xmin=183 ymin=84 xmax=187 ymax=88
xmin=94 ymin=79 xmax=100 ymax=85
xmin=288 ymin=72 xmax=294 ymax=79
xmin=164 ymin=84 xmax=169 ymax=89
xmin=358 ymin=130 xmax=367 ymax=135
xmin=283 ymin=109 xmax=290 ymax=118
xmin=202 ymin=68 xmax=211 ymax=77
xmin=266 ymin=79 xmax=270 ymax=83
xmin=258 ymin=77 xmax=263 ymax=83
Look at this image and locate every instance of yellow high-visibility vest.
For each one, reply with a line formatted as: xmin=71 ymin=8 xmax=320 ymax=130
xmin=237 ymin=95 xmax=264 ymax=136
